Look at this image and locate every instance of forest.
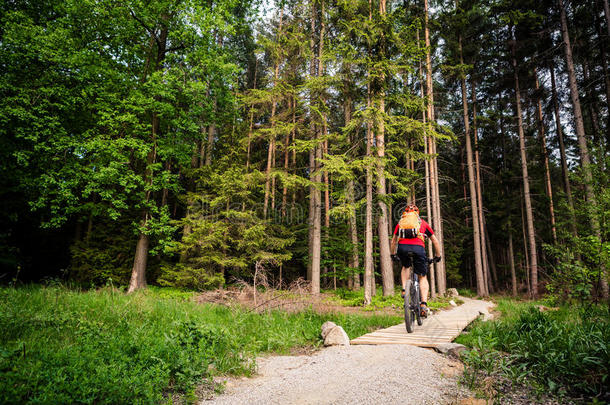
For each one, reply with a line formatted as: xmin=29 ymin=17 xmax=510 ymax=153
xmin=1 ymin=0 xmax=609 ymax=303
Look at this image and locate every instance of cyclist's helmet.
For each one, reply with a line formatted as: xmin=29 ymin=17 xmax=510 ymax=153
xmin=404 ymin=204 xmax=419 ymax=214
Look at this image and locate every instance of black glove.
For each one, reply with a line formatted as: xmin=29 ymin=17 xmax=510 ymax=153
xmin=433 ymin=256 xmax=441 ymax=263
xmin=391 ymin=254 xmax=401 ymax=263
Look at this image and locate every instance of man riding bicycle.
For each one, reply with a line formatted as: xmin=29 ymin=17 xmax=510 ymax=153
xmin=390 ymin=204 xmax=442 ymax=317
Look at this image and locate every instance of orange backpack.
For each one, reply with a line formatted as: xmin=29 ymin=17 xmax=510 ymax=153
xmin=398 ymin=211 xmax=423 ymax=241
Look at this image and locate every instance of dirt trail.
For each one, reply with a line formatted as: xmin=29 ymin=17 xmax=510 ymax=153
xmin=204 ymin=345 xmax=470 ymax=405
xmin=203 ymin=299 xmax=494 ymax=405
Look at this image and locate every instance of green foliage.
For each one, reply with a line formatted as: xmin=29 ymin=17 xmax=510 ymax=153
xmin=457 ymin=288 xmax=477 ymax=298
xmin=158 ymin=262 xmax=226 ymax=291
xmin=163 ymin=163 xmax=295 ymax=289
xmin=544 ymin=150 xmax=610 ymax=303
xmin=69 ymin=218 xmax=137 ymax=286
xmin=457 ymin=299 xmax=610 ymax=399
xmin=0 ymin=285 xmax=400 ymax=403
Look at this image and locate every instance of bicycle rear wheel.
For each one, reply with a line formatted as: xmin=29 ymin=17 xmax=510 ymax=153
xmin=414 ymin=284 xmax=422 ymax=326
xmin=404 ymin=280 xmax=414 ymax=333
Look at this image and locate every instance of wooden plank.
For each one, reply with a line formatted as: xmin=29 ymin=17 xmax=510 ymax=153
xmin=349 ymin=298 xmax=493 ymax=346
xmin=354 ymin=336 xmax=451 ymax=342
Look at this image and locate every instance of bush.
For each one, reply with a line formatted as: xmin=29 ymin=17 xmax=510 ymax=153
xmin=457 ymin=299 xmax=610 ymax=399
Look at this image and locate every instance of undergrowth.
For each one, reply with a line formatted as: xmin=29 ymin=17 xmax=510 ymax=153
xmin=456 ymin=298 xmax=609 ymax=402
xmin=0 ymin=285 xmax=401 ymax=404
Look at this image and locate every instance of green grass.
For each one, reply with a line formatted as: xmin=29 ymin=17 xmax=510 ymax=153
xmin=0 ymin=285 xmax=401 ymax=404
xmin=324 ymin=286 xmax=463 ymax=311
xmin=456 ymin=288 xmax=476 ymax=298
xmin=455 ymin=298 xmax=610 ymax=400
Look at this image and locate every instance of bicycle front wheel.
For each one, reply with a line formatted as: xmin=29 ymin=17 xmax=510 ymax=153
xmin=404 ymin=280 xmax=414 ymax=333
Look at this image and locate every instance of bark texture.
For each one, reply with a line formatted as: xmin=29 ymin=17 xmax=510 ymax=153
xmin=511 ymin=33 xmax=538 ymax=298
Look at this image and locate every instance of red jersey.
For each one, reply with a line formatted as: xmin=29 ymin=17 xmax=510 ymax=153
xmin=393 ymin=220 xmax=434 ymax=247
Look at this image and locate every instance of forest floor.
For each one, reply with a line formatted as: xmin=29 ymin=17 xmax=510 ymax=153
xmin=195 ymin=281 xmax=462 ymax=317
xmin=202 ymin=297 xmax=493 ymax=405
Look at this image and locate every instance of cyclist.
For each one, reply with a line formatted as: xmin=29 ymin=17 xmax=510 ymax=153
xmin=390 ymin=204 xmax=441 ymax=317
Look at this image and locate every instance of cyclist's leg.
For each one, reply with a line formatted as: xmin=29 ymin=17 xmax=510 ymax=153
xmin=397 ymin=244 xmax=412 ymax=290
xmin=401 ymin=266 xmax=411 ymax=290
xmin=418 ymin=274 xmax=429 ymax=303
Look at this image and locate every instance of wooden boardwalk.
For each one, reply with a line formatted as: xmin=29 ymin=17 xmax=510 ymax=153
xmin=351 ymin=297 xmax=494 ymax=347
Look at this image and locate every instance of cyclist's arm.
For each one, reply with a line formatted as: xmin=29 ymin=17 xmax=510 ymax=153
xmin=390 ymin=234 xmax=398 ymax=254
xmin=430 ymin=234 xmax=441 ymax=257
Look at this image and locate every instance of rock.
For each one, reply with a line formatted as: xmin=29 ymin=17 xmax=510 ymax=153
xmin=321 ymin=321 xmax=337 ymax=340
xmin=323 ymin=325 xmax=350 ymax=346
xmin=449 ymin=300 xmax=457 ymax=307
xmin=446 ymin=288 xmax=459 ymax=297
xmin=434 ymin=343 xmax=467 ymax=357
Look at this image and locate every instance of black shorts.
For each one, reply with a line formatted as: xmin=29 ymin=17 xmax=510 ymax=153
xmin=397 ymin=244 xmax=428 ymax=276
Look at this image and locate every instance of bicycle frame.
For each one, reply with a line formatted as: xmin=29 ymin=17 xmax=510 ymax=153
xmin=403 ymin=252 xmax=435 ymax=333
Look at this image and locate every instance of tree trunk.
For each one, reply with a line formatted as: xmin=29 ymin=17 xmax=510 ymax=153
xmin=205 ymin=111 xmax=215 ymax=166
xmin=418 ymin=28 xmax=436 ymax=297
xmin=425 ymin=0 xmax=445 ymax=293
xmin=595 ymin=14 xmax=610 ymax=144
xmin=521 ymin=195 xmax=531 ymax=297
xmin=319 ymin=0 xmax=329 ymax=232
xmin=364 ymin=0 xmax=374 ymax=305
xmin=512 ymin=32 xmax=538 ymax=298
xmin=311 ymin=143 xmax=322 ymax=295
xmin=128 ymin=20 xmax=169 ymax=292
xmin=549 ymin=61 xmax=577 ymax=236
xmin=559 ymin=0 xmax=608 ymax=298
xmin=600 ymin=0 xmax=610 ymax=38
xmin=345 ymin=87 xmax=360 ymax=290
xmin=483 ymin=215 xmax=498 ymax=291
xmin=582 ymin=59 xmax=602 ymax=145
xmin=471 ymin=80 xmax=492 ymax=293
xmin=375 ymin=0 xmax=394 ymax=297
xmin=128 ymin=233 xmax=149 ymax=293
xmin=199 ymin=126 xmax=207 ymax=168
xmin=324 ymin=139 xmax=330 ymax=228
xmin=307 ymin=1 xmax=321 ymax=294
xmin=246 ymin=58 xmax=258 ymax=172
xmin=364 ymin=119 xmax=374 ymax=304
xmin=307 ymin=144 xmax=316 ymax=283
xmin=459 ymin=33 xmax=486 ymax=297
xmin=508 ymin=225 xmax=517 ymax=296
xmin=534 ymin=69 xmax=558 ymax=243
xmin=263 ymin=9 xmax=284 ymax=219
xmin=281 ymin=95 xmax=294 ymax=218
xmin=348 ymin=179 xmax=361 ymax=290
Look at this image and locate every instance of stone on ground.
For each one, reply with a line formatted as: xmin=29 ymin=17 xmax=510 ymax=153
xmin=434 ymin=343 xmax=467 ymax=357
xmin=320 ymin=321 xmax=337 ymax=339
xmin=323 ymin=325 xmax=350 ymax=346
xmin=449 ymin=299 xmax=458 ymax=307
xmin=446 ymin=288 xmax=459 ymax=297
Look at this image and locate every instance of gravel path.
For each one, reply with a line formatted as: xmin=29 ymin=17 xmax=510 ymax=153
xmin=204 ymin=344 xmax=471 ymax=405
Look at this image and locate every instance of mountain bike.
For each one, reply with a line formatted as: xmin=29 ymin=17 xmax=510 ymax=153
xmin=403 ymin=253 xmax=436 ymax=333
